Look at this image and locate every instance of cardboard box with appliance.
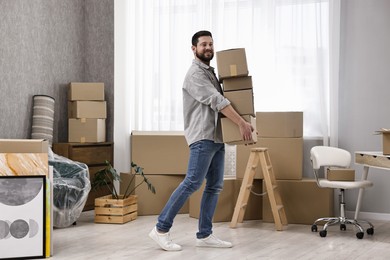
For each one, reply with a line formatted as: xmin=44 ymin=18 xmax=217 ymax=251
xmin=68 ymin=82 xmax=106 ymax=143
xmin=216 ymin=48 xmax=257 ymax=145
xmin=189 ymin=178 xmax=263 ymax=222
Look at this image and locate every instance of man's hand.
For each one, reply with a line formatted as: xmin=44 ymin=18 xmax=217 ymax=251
xmin=239 ymin=120 xmax=254 ymax=141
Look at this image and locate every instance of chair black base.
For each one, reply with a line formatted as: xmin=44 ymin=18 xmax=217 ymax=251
xmin=311 ymin=216 xmax=374 ymax=239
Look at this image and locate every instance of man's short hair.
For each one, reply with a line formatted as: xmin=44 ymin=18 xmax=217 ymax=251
xmin=192 ymin=30 xmax=212 ymax=46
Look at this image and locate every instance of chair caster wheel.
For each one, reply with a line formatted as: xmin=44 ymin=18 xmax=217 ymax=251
xmin=356 ymin=232 xmax=364 ymax=239
xmin=367 ymin=227 xmax=374 ymax=235
xmin=311 ymin=224 xmax=317 ymax=232
xmin=319 ymin=230 xmax=327 ymax=237
xmin=340 ymin=224 xmax=346 ymax=231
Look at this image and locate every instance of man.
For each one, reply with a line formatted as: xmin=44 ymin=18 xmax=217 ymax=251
xmin=149 ymin=30 xmax=254 ymax=251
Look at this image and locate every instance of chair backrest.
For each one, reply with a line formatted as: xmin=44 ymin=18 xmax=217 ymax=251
xmin=310 ymin=146 xmax=351 ymax=170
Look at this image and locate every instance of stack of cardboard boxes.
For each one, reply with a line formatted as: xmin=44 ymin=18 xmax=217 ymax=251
xmin=121 ymin=131 xmax=190 ymax=216
xmin=216 ymin=48 xmax=257 ymax=145
xmin=68 ymin=82 xmax=106 ymax=143
xmin=236 ymin=112 xmax=334 ymax=224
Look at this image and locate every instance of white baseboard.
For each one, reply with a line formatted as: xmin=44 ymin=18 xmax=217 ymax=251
xmin=346 ymin=211 xmax=390 ymax=221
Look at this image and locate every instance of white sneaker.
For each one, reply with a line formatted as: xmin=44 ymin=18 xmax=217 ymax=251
xmin=196 ymin=234 xmax=233 ymax=248
xmin=148 ymin=227 xmax=182 ymax=251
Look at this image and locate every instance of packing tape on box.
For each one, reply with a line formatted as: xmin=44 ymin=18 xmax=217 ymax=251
xmin=229 ymin=65 xmax=237 ymax=76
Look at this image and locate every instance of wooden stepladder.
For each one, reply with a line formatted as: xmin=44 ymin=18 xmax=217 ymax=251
xmin=230 ymin=147 xmax=287 ymax=231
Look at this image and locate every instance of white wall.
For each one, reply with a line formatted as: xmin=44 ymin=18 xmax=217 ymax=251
xmin=339 ymin=0 xmax=390 ymax=218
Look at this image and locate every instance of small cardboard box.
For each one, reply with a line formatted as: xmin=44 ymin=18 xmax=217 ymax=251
xmin=131 ymin=131 xmax=189 ymax=175
xmin=68 ymin=101 xmax=107 ymax=119
xmin=224 ymin=89 xmax=255 ymax=116
xmin=120 ymin=173 xmax=189 ymax=216
xmin=262 ymin=179 xmax=333 ymax=225
xmin=189 ymin=178 xmax=262 ymax=222
xmin=68 ymin=118 xmax=106 ymax=143
xmin=0 ymin=139 xmax=48 ymax=153
xmin=68 ymin=82 xmax=105 ymax=101
xmin=216 ymin=48 xmax=249 ymax=80
xmin=256 ymin=112 xmax=303 ymax=138
xmin=221 ymin=115 xmax=257 ymax=145
xmin=375 ymin=129 xmax=390 ymax=155
xmin=236 ymin=137 xmax=303 ymax=180
xmin=222 ymin=76 xmax=252 ymax=92
xmin=327 ymin=168 xmax=355 ymax=181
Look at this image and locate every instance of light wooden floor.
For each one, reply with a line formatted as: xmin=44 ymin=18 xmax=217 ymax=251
xmin=51 ymin=211 xmax=390 ymax=260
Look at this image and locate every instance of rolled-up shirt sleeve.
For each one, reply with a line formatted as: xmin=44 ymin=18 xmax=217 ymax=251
xmin=184 ymin=71 xmax=230 ymax=112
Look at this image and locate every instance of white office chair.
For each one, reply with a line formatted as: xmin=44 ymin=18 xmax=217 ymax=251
xmin=310 ymin=146 xmax=374 ymax=239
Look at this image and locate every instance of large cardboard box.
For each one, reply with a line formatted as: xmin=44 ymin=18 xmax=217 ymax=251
xmin=221 ymin=115 xmax=257 ymax=145
xmin=327 ymin=168 xmax=355 ymax=181
xmin=68 ymin=82 xmax=105 ymax=101
xmin=216 ymin=48 xmax=249 ymax=80
xmin=120 ymin=173 xmax=188 ymax=215
xmin=189 ymin=178 xmax=262 ymax=222
xmin=224 ymin=89 xmax=255 ymax=116
xmin=236 ymin=137 xmax=303 ymax=180
xmin=256 ymin=112 xmax=303 ymax=138
xmin=68 ymin=101 xmax=107 ymax=119
xmin=262 ymin=179 xmax=333 ymax=225
xmin=68 ymin=118 xmax=106 ymax=143
xmin=131 ymin=131 xmax=189 ymax=175
xmin=0 ymin=139 xmax=48 ymax=153
xmin=222 ymin=76 xmax=252 ymax=92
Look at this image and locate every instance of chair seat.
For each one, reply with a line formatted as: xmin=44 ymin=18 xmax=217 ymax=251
xmin=318 ymin=179 xmax=373 ymax=189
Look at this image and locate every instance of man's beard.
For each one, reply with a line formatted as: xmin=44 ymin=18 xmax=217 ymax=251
xmin=196 ymin=50 xmax=214 ymax=63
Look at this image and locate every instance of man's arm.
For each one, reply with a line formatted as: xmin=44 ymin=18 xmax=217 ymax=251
xmin=220 ymin=104 xmax=254 ymax=141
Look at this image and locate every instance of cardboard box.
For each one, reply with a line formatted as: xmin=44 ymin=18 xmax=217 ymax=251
xmin=68 ymin=82 xmax=105 ymax=101
xmin=0 ymin=139 xmax=48 ymax=153
xmin=224 ymin=89 xmax=255 ymax=116
xmin=189 ymin=178 xmax=262 ymax=222
xmin=216 ymin=48 xmax=249 ymax=80
xmin=68 ymin=101 xmax=107 ymax=119
xmin=327 ymin=168 xmax=355 ymax=181
xmin=222 ymin=76 xmax=252 ymax=92
xmin=131 ymin=131 xmax=189 ymax=175
xmin=68 ymin=118 xmax=106 ymax=143
xmin=256 ymin=112 xmax=303 ymax=138
xmin=375 ymin=129 xmax=390 ymax=155
xmin=236 ymin=137 xmax=303 ymax=180
xmin=221 ymin=115 xmax=257 ymax=145
xmin=262 ymin=179 xmax=333 ymax=225
xmin=120 ymin=173 xmax=188 ymax=215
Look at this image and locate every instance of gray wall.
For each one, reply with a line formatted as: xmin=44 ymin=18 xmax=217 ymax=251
xmin=339 ymin=0 xmax=390 ymax=214
xmin=0 ymin=0 xmax=114 ymax=143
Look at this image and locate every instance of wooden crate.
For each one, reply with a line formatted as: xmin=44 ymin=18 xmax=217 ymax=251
xmin=94 ymin=195 xmax=138 ymax=224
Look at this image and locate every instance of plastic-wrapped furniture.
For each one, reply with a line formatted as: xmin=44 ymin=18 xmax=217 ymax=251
xmin=48 ymin=148 xmax=91 ymax=228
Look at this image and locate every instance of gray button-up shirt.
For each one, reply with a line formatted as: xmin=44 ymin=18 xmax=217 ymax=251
xmin=182 ymin=59 xmax=231 ymax=145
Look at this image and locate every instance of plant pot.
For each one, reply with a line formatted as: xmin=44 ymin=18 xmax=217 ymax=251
xmin=94 ymin=194 xmax=138 ymax=224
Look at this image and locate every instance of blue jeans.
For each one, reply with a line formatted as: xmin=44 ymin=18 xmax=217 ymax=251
xmin=156 ymin=140 xmax=225 ymax=239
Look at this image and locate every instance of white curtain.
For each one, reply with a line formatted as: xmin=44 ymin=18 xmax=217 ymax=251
xmin=115 ymin=0 xmax=334 ymax=173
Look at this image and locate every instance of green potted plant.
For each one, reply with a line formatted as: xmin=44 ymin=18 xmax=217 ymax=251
xmin=91 ymin=161 xmax=155 ymax=224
